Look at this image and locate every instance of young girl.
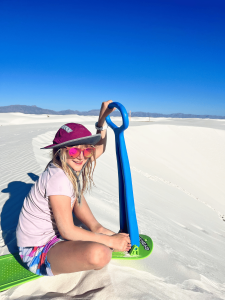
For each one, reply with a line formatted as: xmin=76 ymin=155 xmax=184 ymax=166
xmin=16 ymin=100 xmax=131 ymax=276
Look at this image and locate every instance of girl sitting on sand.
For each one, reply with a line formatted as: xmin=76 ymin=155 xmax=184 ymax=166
xmin=16 ymin=100 xmax=131 ymax=276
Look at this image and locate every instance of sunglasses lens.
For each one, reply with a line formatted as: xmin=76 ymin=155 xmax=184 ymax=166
xmin=84 ymin=148 xmax=94 ymax=158
xmin=68 ymin=148 xmax=80 ymax=157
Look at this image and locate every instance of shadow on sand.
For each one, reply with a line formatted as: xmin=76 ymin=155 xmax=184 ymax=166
xmin=1 ymin=173 xmax=39 ymax=254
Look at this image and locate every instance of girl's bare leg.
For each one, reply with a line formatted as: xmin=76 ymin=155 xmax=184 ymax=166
xmin=47 ymin=240 xmax=112 ymax=275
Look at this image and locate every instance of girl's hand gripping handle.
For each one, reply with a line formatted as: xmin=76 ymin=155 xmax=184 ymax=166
xmin=97 ymin=100 xmax=116 ymax=127
xmin=105 ymin=102 xmax=129 ymax=133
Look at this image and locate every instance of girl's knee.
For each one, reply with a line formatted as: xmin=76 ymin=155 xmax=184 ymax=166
xmin=89 ymin=244 xmax=112 ymax=268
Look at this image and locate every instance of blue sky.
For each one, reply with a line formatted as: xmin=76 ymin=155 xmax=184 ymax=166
xmin=0 ymin=0 xmax=224 ymax=115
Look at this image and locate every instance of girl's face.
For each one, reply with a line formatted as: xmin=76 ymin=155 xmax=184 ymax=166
xmin=66 ymin=145 xmax=89 ymax=172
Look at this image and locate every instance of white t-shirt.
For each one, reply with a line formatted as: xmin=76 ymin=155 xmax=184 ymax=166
xmin=16 ymin=163 xmax=75 ymax=247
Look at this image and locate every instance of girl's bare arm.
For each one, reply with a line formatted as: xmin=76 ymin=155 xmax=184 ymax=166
xmin=73 ymin=194 xmax=103 ymax=232
xmin=94 ymin=100 xmax=116 ymax=159
xmin=73 ymin=195 xmax=115 ymax=235
xmin=49 ymin=195 xmax=112 ymax=246
xmin=49 ymin=195 xmax=131 ymax=251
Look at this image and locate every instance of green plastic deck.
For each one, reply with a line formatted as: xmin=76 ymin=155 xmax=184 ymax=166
xmin=0 ymin=253 xmax=40 ymax=292
xmin=112 ymin=234 xmax=153 ymax=260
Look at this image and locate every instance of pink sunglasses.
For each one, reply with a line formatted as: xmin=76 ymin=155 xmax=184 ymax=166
xmin=66 ymin=147 xmax=95 ymax=159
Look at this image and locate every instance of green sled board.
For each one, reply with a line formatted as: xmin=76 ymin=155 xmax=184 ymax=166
xmin=0 ymin=253 xmax=41 ymax=292
xmin=0 ymin=234 xmax=153 ymax=292
xmin=112 ymin=234 xmax=153 ymax=260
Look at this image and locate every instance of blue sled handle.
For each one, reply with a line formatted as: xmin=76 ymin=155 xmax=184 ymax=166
xmin=106 ymin=102 xmax=140 ymax=247
xmin=105 ymin=102 xmax=129 ymax=133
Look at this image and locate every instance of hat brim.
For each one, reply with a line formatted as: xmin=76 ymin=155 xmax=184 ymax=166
xmin=41 ymin=134 xmax=101 ymax=149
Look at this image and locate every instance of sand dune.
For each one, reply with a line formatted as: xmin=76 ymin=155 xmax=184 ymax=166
xmin=1 ymin=113 xmax=225 ymax=299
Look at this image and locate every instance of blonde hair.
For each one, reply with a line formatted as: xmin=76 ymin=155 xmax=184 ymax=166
xmin=46 ymin=145 xmax=96 ymax=204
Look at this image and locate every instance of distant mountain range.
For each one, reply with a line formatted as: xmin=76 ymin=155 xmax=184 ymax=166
xmin=0 ymin=105 xmax=224 ymax=119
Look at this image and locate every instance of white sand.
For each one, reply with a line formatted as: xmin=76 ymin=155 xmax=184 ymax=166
xmin=0 ymin=113 xmax=225 ymax=299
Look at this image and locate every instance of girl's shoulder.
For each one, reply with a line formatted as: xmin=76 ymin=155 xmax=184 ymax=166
xmin=45 ymin=162 xmax=68 ymax=180
xmin=38 ymin=162 xmax=69 ymax=187
xmin=44 ymin=163 xmax=74 ymax=198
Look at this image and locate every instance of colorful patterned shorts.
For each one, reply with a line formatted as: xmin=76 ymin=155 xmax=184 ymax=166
xmin=19 ymin=235 xmax=63 ymax=276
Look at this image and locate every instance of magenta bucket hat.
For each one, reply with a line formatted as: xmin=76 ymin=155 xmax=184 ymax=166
xmin=41 ymin=123 xmax=101 ymax=149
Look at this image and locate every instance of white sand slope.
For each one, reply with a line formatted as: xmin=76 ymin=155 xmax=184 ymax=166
xmin=0 ymin=113 xmax=225 ymax=299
